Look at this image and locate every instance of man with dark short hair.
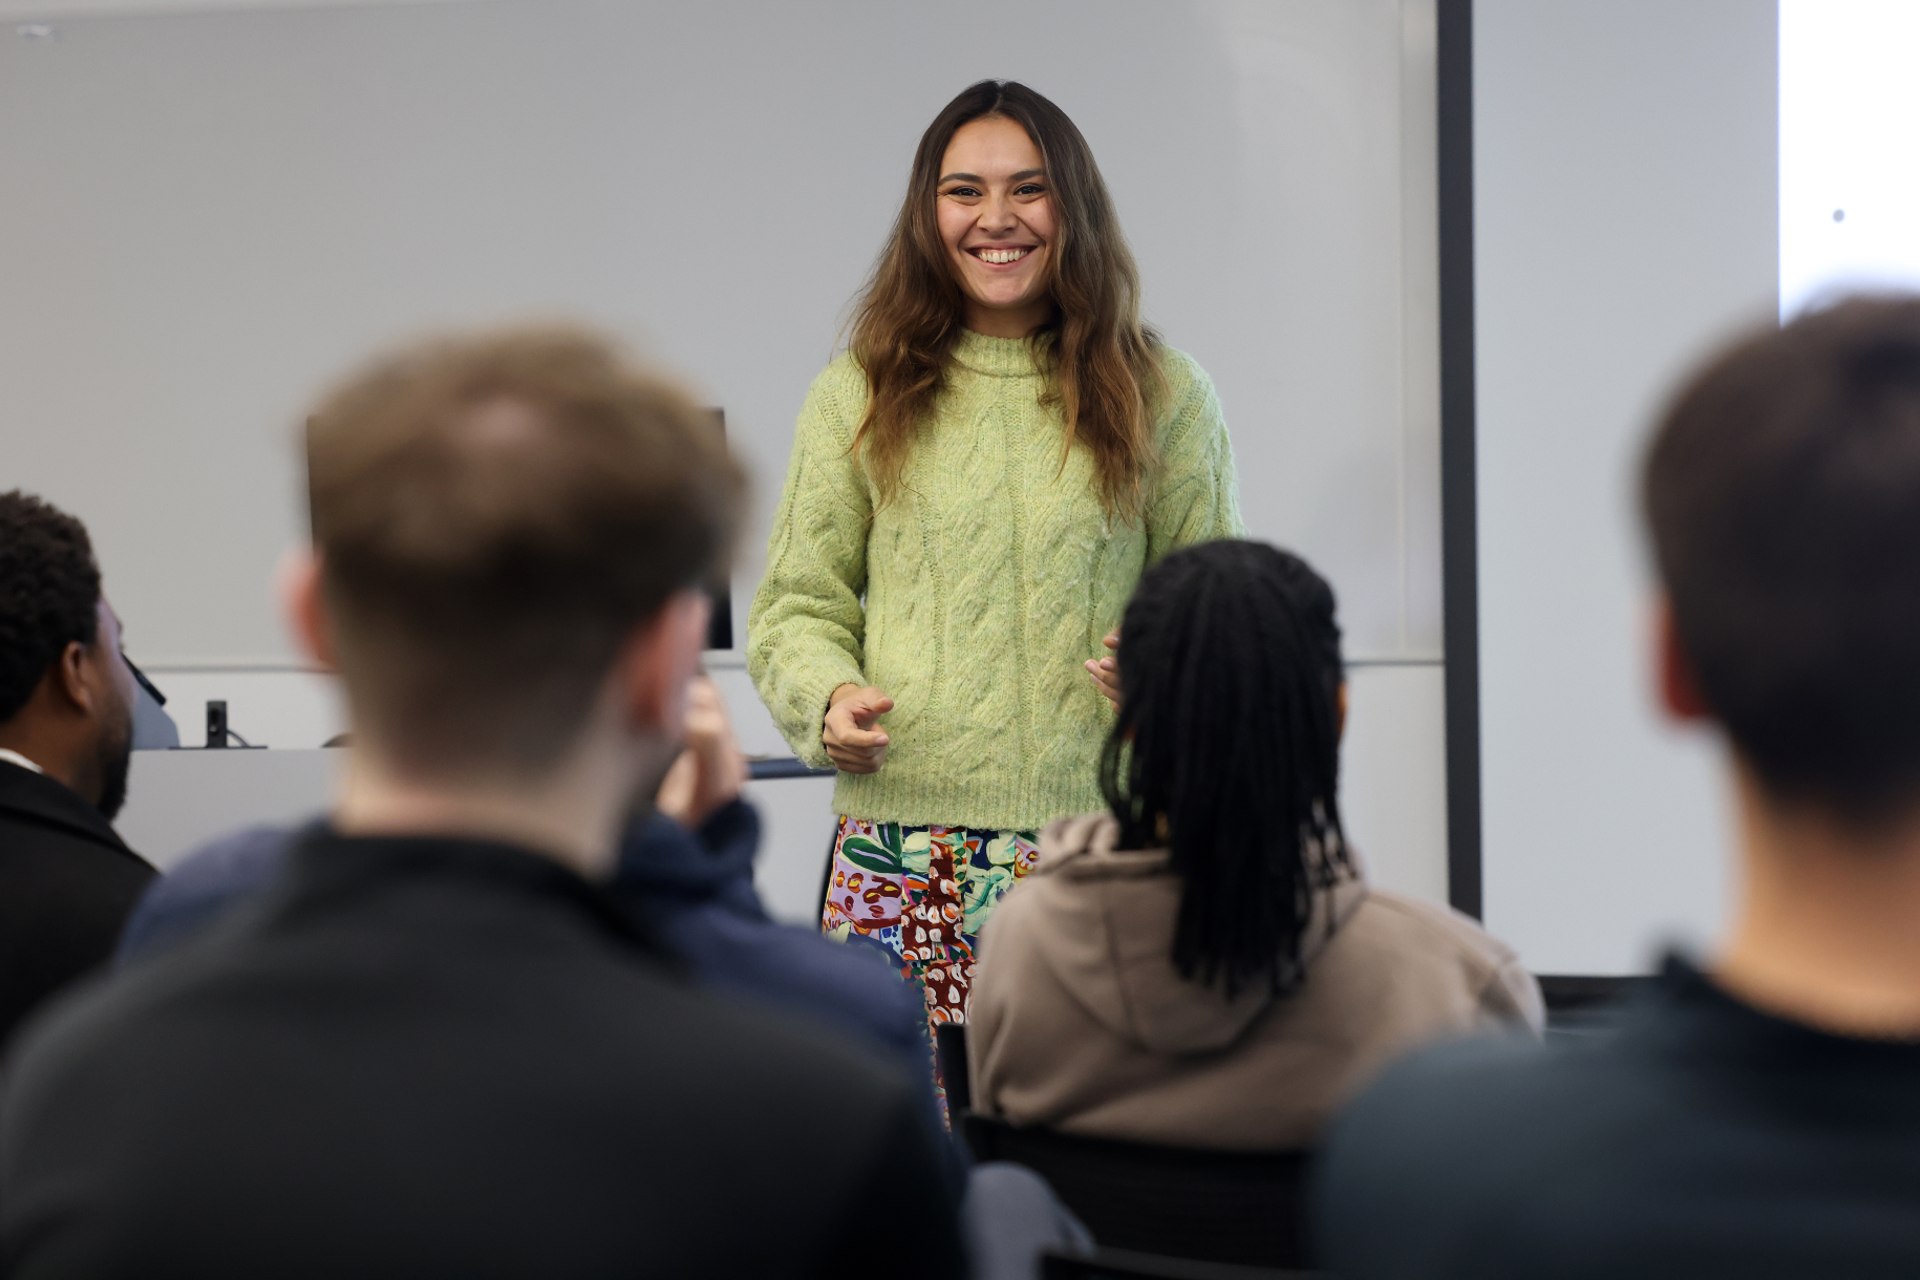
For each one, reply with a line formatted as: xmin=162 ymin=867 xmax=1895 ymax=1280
xmin=0 ymin=491 xmax=153 ymax=1047
xmin=1314 ymin=296 xmax=1920 ymax=1279
xmin=0 ymin=329 xmax=963 ymax=1279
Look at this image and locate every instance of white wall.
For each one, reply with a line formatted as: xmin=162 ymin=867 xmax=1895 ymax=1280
xmin=21 ymin=0 xmax=1452 ymax=907
xmin=2 ymin=0 xmax=463 ymax=13
xmin=1779 ymin=0 xmax=1920 ymax=315
xmin=4 ymin=0 xmax=1440 ymax=666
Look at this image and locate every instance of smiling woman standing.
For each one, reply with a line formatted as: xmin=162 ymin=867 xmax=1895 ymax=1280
xmin=749 ymin=80 xmax=1242 ymax=1076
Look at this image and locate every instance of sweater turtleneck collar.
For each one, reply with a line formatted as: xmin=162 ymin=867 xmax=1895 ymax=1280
xmin=951 ymin=328 xmax=1045 ymax=378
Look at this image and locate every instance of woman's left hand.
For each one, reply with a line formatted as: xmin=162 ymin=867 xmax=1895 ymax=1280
xmin=1085 ymin=630 xmax=1121 ymax=712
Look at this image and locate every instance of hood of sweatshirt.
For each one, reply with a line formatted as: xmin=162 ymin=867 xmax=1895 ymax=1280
xmin=1023 ymin=812 xmax=1368 ymax=1055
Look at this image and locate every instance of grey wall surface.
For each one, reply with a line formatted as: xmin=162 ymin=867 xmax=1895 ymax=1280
xmin=116 ymin=746 xmax=847 ymax=921
xmin=1472 ymin=0 xmax=1779 ymax=974
xmin=119 ymin=657 xmax=1451 ymax=917
xmin=1 ymin=0 xmax=1439 ymax=667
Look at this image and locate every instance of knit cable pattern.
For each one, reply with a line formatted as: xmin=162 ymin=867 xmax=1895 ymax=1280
xmin=748 ymin=331 xmax=1243 ymax=832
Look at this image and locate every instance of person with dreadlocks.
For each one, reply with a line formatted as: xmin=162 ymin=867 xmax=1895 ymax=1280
xmin=966 ymin=539 xmax=1540 ymax=1150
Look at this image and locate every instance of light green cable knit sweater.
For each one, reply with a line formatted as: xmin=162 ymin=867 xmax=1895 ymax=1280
xmin=747 ymin=330 xmax=1244 ymax=832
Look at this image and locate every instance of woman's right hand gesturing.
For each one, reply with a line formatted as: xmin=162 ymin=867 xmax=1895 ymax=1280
xmin=823 ymin=684 xmax=894 ymax=774
xmin=1086 ymin=629 xmax=1122 ymax=712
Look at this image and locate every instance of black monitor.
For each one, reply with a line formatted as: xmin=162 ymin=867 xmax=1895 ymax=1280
xmin=704 ymin=408 xmax=734 ymax=651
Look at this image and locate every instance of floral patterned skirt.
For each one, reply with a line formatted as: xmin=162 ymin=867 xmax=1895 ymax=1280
xmin=821 ymin=816 xmax=1040 ymax=1053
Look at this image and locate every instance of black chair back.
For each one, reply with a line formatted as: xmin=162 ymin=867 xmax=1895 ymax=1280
xmin=1042 ymin=1246 xmax=1324 ymax=1279
xmin=933 ymin=1022 xmax=972 ymax=1113
xmin=963 ymin=1112 xmax=1314 ymax=1269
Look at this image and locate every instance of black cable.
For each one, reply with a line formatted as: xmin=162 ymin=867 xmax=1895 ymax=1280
xmin=121 ymin=652 xmax=166 ymax=706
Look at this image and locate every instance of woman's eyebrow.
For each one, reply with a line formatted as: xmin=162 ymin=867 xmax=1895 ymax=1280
xmin=937 ymin=168 xmax=1048 ymax=184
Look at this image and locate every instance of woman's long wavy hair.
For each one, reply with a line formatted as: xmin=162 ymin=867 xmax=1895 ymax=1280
xmin=849 ymin=80 xmax=1164 ymax=521
xmin=1100 ymin=541 xmax=1356 ymax=997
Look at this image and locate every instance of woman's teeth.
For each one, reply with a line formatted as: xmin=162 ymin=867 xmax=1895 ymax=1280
xmin=976 ymin=248 xmax=1028 ymax=265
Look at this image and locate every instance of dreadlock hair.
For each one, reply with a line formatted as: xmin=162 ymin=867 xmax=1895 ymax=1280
xmin=1100 ymin=540 xmax=1352 ymax=997
xmin=0 ymin=491 xmax=103 ymax=724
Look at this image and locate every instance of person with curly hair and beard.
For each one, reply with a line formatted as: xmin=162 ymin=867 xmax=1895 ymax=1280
xmin=0 ymin=490 xmax=152 ymax=1046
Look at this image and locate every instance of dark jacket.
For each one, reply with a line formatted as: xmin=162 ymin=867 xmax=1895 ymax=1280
xmin=1314 ymin=954 xmax=1920 ymax=1280
xmin=118 ymin=800 xmax=931 ymax=1085
xmin=0 ymin=760 xmax=154 ymax=1047
xmin=616 ymin=801 xmax=933 ymax=1081
xmin=0 ymin=826 xmax=962 ymax=1279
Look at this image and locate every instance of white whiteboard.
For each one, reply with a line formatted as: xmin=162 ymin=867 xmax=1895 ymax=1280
xmin=1 ymin=0 xmax=1436 ymax=667
xmin=1472 ymin=0 xmax=1777 ymax=975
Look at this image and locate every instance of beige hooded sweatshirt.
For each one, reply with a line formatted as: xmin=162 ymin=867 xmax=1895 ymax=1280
xmin=967 ymin=813 xmax=1543 ymax=1151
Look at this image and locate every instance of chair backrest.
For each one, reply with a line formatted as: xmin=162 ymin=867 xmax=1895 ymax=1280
xmin=962 ymin=1112 xmax=1314 ymax=1269
xmin=1041 ymin=1245 xmax=1325 ymax=1279
xmin=933 ymin=1021 xmax=972 ymax=1113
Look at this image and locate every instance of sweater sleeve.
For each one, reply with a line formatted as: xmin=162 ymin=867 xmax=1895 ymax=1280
xmin=746 ymin=360 xmax=873 ymax=769
xmin=1145 ymin=350 xmax=1247 ymax=563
